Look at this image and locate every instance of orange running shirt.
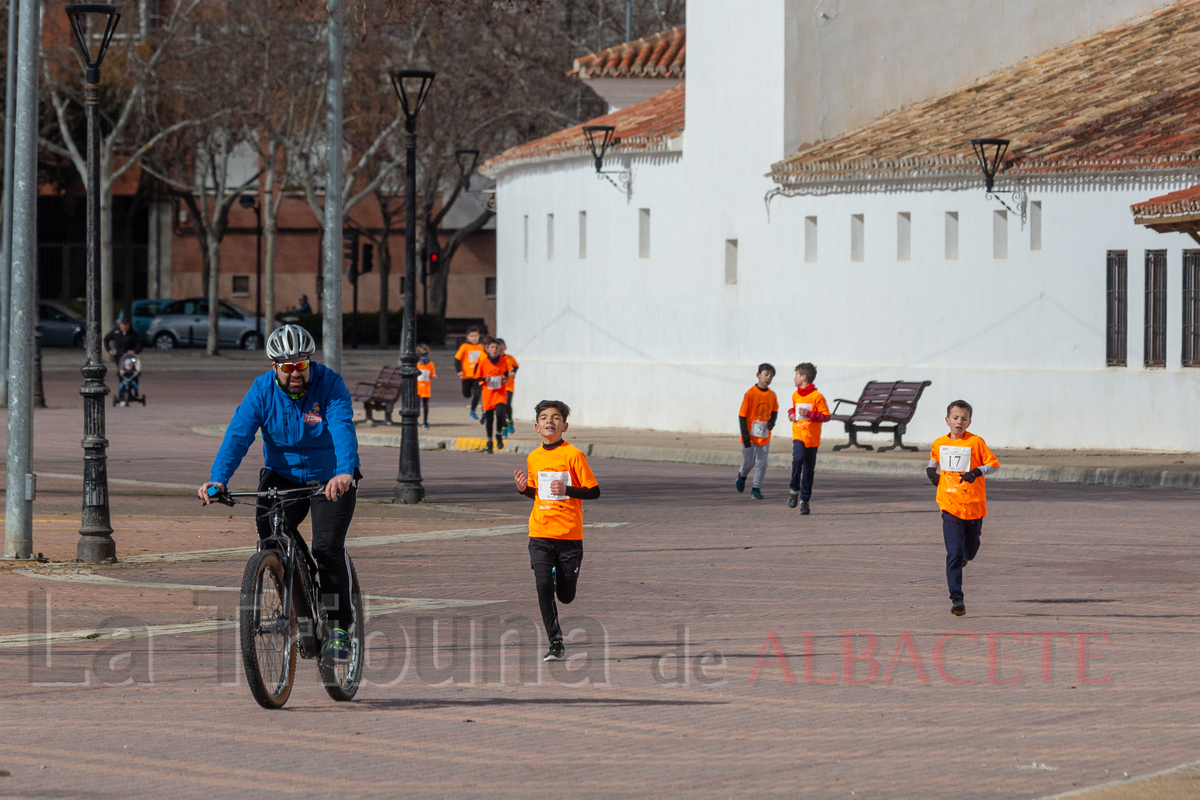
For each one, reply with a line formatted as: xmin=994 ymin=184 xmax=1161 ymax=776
xmin=739 ymin=385 xmax=779 ymax=446
xmin=454 ymin=342 xmax=485 ymax=378
xmin=476 ymin=355 xmax=508 ymax=411
xmin=791 ymin=388 xmax=829 ymax=448
xmin=502 ymin=354 xmax=519 ymax=392
xmin=417 ymin=361 xmax=436 ymax=399
xmin=525 ymin=441 xmax=598 ymax=540
xmin=930 ymin=432 xmax=1000 ymax=520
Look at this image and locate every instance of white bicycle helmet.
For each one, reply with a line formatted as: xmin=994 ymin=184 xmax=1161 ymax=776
xmin=266 ymin=324 xmax=316 ymax=361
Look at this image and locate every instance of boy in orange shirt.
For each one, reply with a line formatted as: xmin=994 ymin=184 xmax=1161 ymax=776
xmin=786 ymin=362 xmax=830 ymax=514
xmin=513 ymin=400 xmax=601 ymax=661
xmin=476 ymin=337 xmax=510 ymax=453
xmin=416 ymin=343 xmax=436 ymax=429
xmin=927 ymin=400 xmax=1000 ymax=616
xmin=498 ymin=338 xmax=518 ymax=437
xmin=736 ymin=363 xmax=778 ymax=500
xmin=454 ymin=326 xmax=485 ymax=419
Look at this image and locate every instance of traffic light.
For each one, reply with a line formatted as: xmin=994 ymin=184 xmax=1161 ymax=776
xmin=428 ymin=249 xmax=440 ymax=274
xmin=361 ymin=243 xmax=374 ymax=274
xmin=343 ymin=229 xmax=359 ymax=284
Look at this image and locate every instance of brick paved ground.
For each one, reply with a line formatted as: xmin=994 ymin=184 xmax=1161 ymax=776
xmin=0 ymin=355 xmax=1195 ymax=798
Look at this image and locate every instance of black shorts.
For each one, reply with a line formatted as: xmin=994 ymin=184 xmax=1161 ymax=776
xmin=528 ymin=537 xmax=583 ymax=576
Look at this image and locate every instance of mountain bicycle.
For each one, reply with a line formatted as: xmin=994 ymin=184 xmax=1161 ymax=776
xmin=206 ymin=483 xmax=364 ymax=709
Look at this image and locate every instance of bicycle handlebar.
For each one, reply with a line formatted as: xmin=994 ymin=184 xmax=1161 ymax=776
xmin=204 ymin=483 xmax=326 ymax=507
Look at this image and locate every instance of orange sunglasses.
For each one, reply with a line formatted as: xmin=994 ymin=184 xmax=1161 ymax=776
xmin=275 ymin=360 xmax=310 ymax=374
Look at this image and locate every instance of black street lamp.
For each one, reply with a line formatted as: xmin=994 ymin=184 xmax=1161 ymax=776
xmin=239 ymin=195 xmax=263 ymax=339
xmin=582 ymin=124 xmax=631 ymax=196
xmin=970 ymin=137 xmax=1027 ymax=223
xmin=66 ymin=3 xmax=120 ymax=564
xmin=389 ymin=68 xmax=434 ymax=505
xmin=455 ymin=149 xmax=479 ymax=191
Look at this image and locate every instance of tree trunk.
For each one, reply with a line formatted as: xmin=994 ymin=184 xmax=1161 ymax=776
xmin=378 ymin=226 xmax=389 ymax=347
xmin=264 ymin=218 xmax=277 ymax=334
xmin=205 ymin=228 xmax=221 ymax=356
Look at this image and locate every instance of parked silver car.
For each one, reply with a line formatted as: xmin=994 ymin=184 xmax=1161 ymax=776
xmin=146 ymin=298 xmax=264 ymax=350
xmin=39 ymin=302 xmax=85 ymax=348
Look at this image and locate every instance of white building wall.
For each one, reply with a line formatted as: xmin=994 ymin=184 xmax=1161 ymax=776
xmin=493 ymin=0 xmax=1200 ymax=451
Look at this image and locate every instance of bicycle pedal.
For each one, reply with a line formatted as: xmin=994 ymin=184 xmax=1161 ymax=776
xmin=298 ymin=635 xmax=319 ymax=659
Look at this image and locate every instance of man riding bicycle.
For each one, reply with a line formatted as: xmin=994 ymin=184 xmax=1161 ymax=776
xmin=198 ymin=324 xmax=361 ymax=663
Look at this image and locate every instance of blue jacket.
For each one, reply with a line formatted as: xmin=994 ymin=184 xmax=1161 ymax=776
xmin=210 ymin=363 xmax=360 ymax=486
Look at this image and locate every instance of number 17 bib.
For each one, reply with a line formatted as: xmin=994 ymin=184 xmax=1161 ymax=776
xmin=940 ymin=445 xmax=971 ymax=473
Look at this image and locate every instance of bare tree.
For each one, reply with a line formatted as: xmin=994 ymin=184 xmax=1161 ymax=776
xmin=39 ymin=0 xmax=204 ymax=328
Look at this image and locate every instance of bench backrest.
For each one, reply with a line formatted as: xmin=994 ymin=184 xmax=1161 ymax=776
xmin=852 ymin=381 xmax=899 ymax=418
xmin=882 ymin=380 xmax=932 ymax=423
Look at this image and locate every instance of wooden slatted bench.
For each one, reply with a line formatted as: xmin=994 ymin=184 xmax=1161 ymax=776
xmin=352 ymin=365 xmax=403 ymax=425
xmin=829 ymin=380 xmax=932 ymax=453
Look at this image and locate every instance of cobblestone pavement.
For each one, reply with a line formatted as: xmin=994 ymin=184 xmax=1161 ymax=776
xmin=0 ymin=355 xmax=1195 ymax=797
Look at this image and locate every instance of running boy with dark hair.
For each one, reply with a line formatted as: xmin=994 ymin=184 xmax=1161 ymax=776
xmin=927 ymin=399 xmax=1000 ymax=616
xmin=476 ymin=337 xmax=510 ymax=453
xmin=416 ymin=343 xmax=436 ymax=429
xmin=736 ymin=363 xmax=778 ymax=500
xmin=454 ymin=326 xmax=485 ymax=419
xmin=514 ymin=400 xmax=601 ymax=661
xmin=786 ymin=362 xmax=830 ymax=514
xmin=498 ymin=338 xmax=518 ymax=437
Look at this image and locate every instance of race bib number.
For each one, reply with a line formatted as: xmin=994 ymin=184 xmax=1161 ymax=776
xmin=795 ymin=403 xmax=812 ymax=420
xmin=538 ymin=471 xmax=571 ymax=501
xmin=417 ymin=371 xmax=430 ymax=383
xmin=751 ymin=420 xmax=769 ymax=438
xmin=468 ymin=350 xmax=482 ymax=363
xmin=940 ymin=445 xmax=971 ymax=473
xmin=486 ymin=375 xmax=504 ymax=389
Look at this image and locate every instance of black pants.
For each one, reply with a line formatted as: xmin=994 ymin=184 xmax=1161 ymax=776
xmin=256 ymin=469 xmax=358 ymax=629
xmin=528 ymin=537 xmax=583 ymax=643
xmin=421 ymin=396 xmax=429 ymax=425
xmin=942 ymin=511 xmax=982 ymax=600
xmin=461 ymin=378 xmax=481 ymax=412
xmin=483 ymin=404 xmax=508 ymax=440
xmin=789 ymin=441 xmax=819 ymax=501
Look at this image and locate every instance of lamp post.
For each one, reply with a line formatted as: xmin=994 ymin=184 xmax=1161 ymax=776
xmin=239 ymin=195 xmax=263 ymax=338
xmin=455 ymin=148 xmax=479 ymax=191
xmin=65 ymin=3 xmax=121 ymax=564
xmin=389 ymin=68 xmax=434 ymax=505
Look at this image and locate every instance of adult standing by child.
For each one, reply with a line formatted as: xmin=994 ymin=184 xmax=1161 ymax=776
xmin=103 ymin=315 xmax=142 ymax=366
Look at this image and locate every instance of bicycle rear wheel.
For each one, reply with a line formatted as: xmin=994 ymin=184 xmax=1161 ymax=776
xmin=320 ymin=559 xmax=365 ymax=701
xmin=240 ymin=550 xmax=296 ymax=709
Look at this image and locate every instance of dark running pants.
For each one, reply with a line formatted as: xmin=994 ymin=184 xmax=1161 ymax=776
xmin=255 ymin=468 xmax=358 ymax=630
xmin=942 ymin=511 xmax=983 ymax=600
xmin=461 ymin=378 xmax=481 ymax=412
xmin=421 ymin=396 xmax=429 ymax=425
xmin=484 ymin=404 xmax=508 ymax=440
xmin=789 ymin=441 xmax=819 ymax=501
xmin=528 ymin=537 xmax=583 ymax=643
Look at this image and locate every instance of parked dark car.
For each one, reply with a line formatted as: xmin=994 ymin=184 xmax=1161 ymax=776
xmin=131 ymin=298 xmax=171 ymax=336
xmin=39 ymin=302 xmax=85 ymax=348
xmin=146 ymin=298 xmax=264 ymax=350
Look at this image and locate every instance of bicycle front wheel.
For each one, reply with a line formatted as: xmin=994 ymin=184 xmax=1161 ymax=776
xmin=240 ymin=550 xmax=296 ymax=709
xmin=320 ymin=559 xmax=365 ymax=702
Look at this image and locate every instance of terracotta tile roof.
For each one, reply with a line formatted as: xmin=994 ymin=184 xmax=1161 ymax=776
xmin=1131 ymin=184 xmax=1200 ymax=232
xmin=569 ymin=26 xmax=685 ymax=79
xmin=480 ymin=84 xmax=684 ymax=178
xmin=771 ymin=0 xmax=1200 ymax=193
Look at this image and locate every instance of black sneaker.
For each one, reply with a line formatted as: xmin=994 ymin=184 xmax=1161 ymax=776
xmin=788 ymin=492 xmax=798 ymax=508
xmin=951 ymin=598 xmax=966 ymax=616
xmin=543 ymin=640 xmax=565 ymax=661
xmin=751 ymin=488 xmax=764 ymax=500
xmin=485 ymin=440 xmax=494 ymax=454
xmin=799 ymin=501 xmax=810 ymax=515
xmin=736 ymin=475 xmax=746 ymax=493
xmin=495 ymin=435 xmax=505 ymax=450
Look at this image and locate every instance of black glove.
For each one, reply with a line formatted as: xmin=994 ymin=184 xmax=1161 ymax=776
xmin=960 ymin=468 xmax=983 ymax=484
xmin=743 ymin=440 xmax=751 ymax=449
xmin=926 ymin=466 xmax=939 ymax=486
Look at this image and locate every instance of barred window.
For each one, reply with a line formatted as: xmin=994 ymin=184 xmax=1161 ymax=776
xmin=1106 ymin=251 xmax=1127 ymax=366
xmin=1184 ymin=250 xmax=1200 ymax=367
xmin=1144 ymin=250 xmax=1167 ymax=368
